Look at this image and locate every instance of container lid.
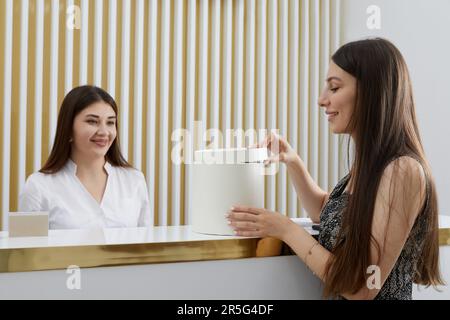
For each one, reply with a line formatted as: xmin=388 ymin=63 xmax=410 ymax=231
xmin=194 ymin=148 xmax=268 ymax=165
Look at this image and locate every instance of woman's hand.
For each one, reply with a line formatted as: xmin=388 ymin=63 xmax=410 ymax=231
xmin=226 ymin=205 xmax=297 ymax=241
xmin=257 ymin=132 xmax=298 ymax=166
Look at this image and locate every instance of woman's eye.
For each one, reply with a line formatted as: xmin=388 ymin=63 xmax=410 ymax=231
xmin=330 ymin=87 xmax=339 ymax=93
xmin=86 ymin=119 xmax=97 ymax=124
xmin=107 ymin=121 xmax=116 ymax=126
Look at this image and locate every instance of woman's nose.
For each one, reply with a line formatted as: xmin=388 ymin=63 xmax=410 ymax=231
xmin=96 ymin=123 xmax=108 ymax=135
xmin=318 ymin=91 xmax=330 ymax=108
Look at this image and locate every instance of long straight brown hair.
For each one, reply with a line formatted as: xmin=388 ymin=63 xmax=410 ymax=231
xmin=40 ymin=85 xmax=131 ymax=174
xmin=323 ymin=38 xmax=443 ymax=297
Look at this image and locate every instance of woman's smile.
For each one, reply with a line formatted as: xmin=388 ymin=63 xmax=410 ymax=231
xmin=90 ymin=138 xmax=108 ymax=148
xmin=325 ymin=110 xmax=339 ymax=121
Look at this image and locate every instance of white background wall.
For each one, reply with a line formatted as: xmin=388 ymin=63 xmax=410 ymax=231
xmin=341 ymin=0 xmax=450 ymax=216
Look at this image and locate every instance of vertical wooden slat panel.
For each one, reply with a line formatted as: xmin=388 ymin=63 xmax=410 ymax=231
xmin=277 ymin=0 xmax=287 ymax=215
xmin=146 ymin=0 xmax=157 ymax=226
xmin=119 ymin=0 xmax=130 ymax=159
xmin=299 ymin=0 xmax=310 ymax=217
xmin=26 ymin=0 xmax=36 ymax=180
xmin=1 ymin=0 xmax=13 ymax=228
xmin=64 ymin=0 xmax=74 ymax=95
xmin=232 ymin=0 xmax=243 ymax=146
xmin=79 ymin=0 xmax=88 ymax=84
xmin=334 ymin=0 xmax=346 ymax=180
xmin=107 ymin=0 xmax=117 ymax=97
xmin=41 ymin=0 xmax=51 ymax=166
xmin=198 ymin=0 xmax=208 ymax=150
xmin=332 ymin=0 xmax=341 ymax=183
xmin=56 ymin=0 xmax=66 ymax=117
xmin=17 ymin=0 xmax=29 ymax=205
xmin=33 ymin=0 xmax=44 ymax=173
xmin=126 ymin=0 xmax=135 ymax=165
xmin=255 ymin=0 xmax=266 ymax=208
xmin=184 ymin=0 xmax=196 ymax=225
xmin=308 ymin=0 xmax=320 ymax=186
xmin=255 ymin=0 xmax=266 ymax=134
xmin=266 ymin=0 xmax=277 ymax=212
xmin=158 ymin=0 xmax=170 ymax=226
xmin=65 ymin=0 xmax=73 ymax=93
xmin=101 ymin=0 xmax=109 ymax=90
xmin=133 ymin=0 xmax=144 ymax=170
xmin=288 ymin=0 xmax=299 ymax=217
xmin=319 ymin=0 xmax=329 ymax=191
xmin=172 ymin=0 xmax=183 ymax=226
xmin=93 ymin=0 xmax=103 ymax=87
xmin=244 ymin=0 xmax=255 ymax=144
xmin=210 ymin=0 xmax=220 ymax=139
xmin=221 ymin=0 xmax=232 ymax=148
xmin=49 ymin=0 xmax=59 ymax=153
xmin=72 ymin=0 xmax=80 ymax=87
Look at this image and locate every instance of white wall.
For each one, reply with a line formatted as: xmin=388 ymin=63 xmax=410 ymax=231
xmin=341 ymin=0 xmax=450 ymax=216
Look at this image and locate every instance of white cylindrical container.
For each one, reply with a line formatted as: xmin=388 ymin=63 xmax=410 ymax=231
xmin=191 ymin=148 xmax=267 ymax=235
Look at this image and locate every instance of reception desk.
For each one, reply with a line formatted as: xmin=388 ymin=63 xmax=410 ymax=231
xmin=0 ymin=217 xmax=448 ymax=299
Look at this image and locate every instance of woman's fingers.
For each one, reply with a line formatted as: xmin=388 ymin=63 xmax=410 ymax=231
xmin=264 ymin=153 xmax=285 ymax=166
xmin=231 ymin=206 xmax=263 ymax=215
xmin=228 ymin=220 xmax=259 ymax=230
xmin=226 ymin=211 xmax=258 ymax=222
xmin=258 ymin=135 xmax=271 ymax=149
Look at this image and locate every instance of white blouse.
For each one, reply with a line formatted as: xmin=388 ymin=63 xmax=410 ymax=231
xmin=19 ymin=159 xmax=152 ymax=229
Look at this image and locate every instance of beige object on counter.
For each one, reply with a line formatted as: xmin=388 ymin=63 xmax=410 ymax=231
xmin=9 ymin=212 xmax=49 ymax=237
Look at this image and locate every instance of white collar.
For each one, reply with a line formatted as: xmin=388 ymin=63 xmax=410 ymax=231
xmin=66 ymin=158 xmax=113 ymax=175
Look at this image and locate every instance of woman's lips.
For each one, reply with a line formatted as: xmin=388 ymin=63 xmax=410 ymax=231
xmin=326 ymin=112 xmax=338 ymax=120
xmin=91 ymin=139 xmax=108 ymax=147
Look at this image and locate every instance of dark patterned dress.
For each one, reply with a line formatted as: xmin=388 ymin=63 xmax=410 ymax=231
xmin=318 ymin=173 xmax=429 ymax=300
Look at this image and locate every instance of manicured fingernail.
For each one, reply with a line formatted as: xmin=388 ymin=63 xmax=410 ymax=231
xmin=227 ymin=220 xmax=231 ymax=225
xmin=230 ymin=207 xmax=235 ymax=211
xmin=224 ymin=213 xmax=229 ymax=218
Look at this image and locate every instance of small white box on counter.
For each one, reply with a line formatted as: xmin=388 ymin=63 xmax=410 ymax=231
xmin=8 ymin=212 xmax=49 ymax=237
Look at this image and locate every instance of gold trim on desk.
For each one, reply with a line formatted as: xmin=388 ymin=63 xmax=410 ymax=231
xmin=439 ymin=228 xmax=450 ymax=246
xmin=0 ymin=238 xmax=273 ymax=273
xmin=0 ymin=227 xmax=447 ymax=273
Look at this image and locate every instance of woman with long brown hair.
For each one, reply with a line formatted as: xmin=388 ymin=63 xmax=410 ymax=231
xmin=19 ymin=85 xmax=151 ymax=229
xmin=227 ymin=38 xmax=443 ymax=299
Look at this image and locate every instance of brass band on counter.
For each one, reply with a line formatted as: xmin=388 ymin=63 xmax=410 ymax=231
xmin=0 ymin=229 xmax=448 ymax=273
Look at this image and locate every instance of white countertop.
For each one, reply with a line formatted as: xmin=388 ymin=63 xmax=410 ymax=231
xmin=0 ymin=215 xmax=447 ymax=251
xmin=0 ymin=218 xmax=317 ymax=250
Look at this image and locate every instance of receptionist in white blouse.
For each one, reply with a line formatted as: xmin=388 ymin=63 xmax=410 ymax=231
xmin=19 ymin=85 xmax=152 ymax=229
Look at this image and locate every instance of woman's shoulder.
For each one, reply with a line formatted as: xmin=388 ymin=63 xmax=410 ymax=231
xmin=23 ymin=171 xmax=59 ymax=194
xmin=25 ymin=171 xmax=56 ymax=184
xmin=378 ymin=155 xmax=427 ymax=216
xmin=384 ymin=155 xmax=426 ymax=184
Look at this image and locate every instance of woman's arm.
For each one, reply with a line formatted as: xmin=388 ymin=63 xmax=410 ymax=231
xmin=285 ymin=154 xmax=329 ymax=223
xmin=261 ymin=133 xmax=328 ymax=223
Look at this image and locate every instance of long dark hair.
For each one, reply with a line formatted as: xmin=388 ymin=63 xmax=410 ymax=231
xmin=40 ymin=85 xmax=131 ymax=173
xmin=323 ymin=38 xmax=443 ymax=297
